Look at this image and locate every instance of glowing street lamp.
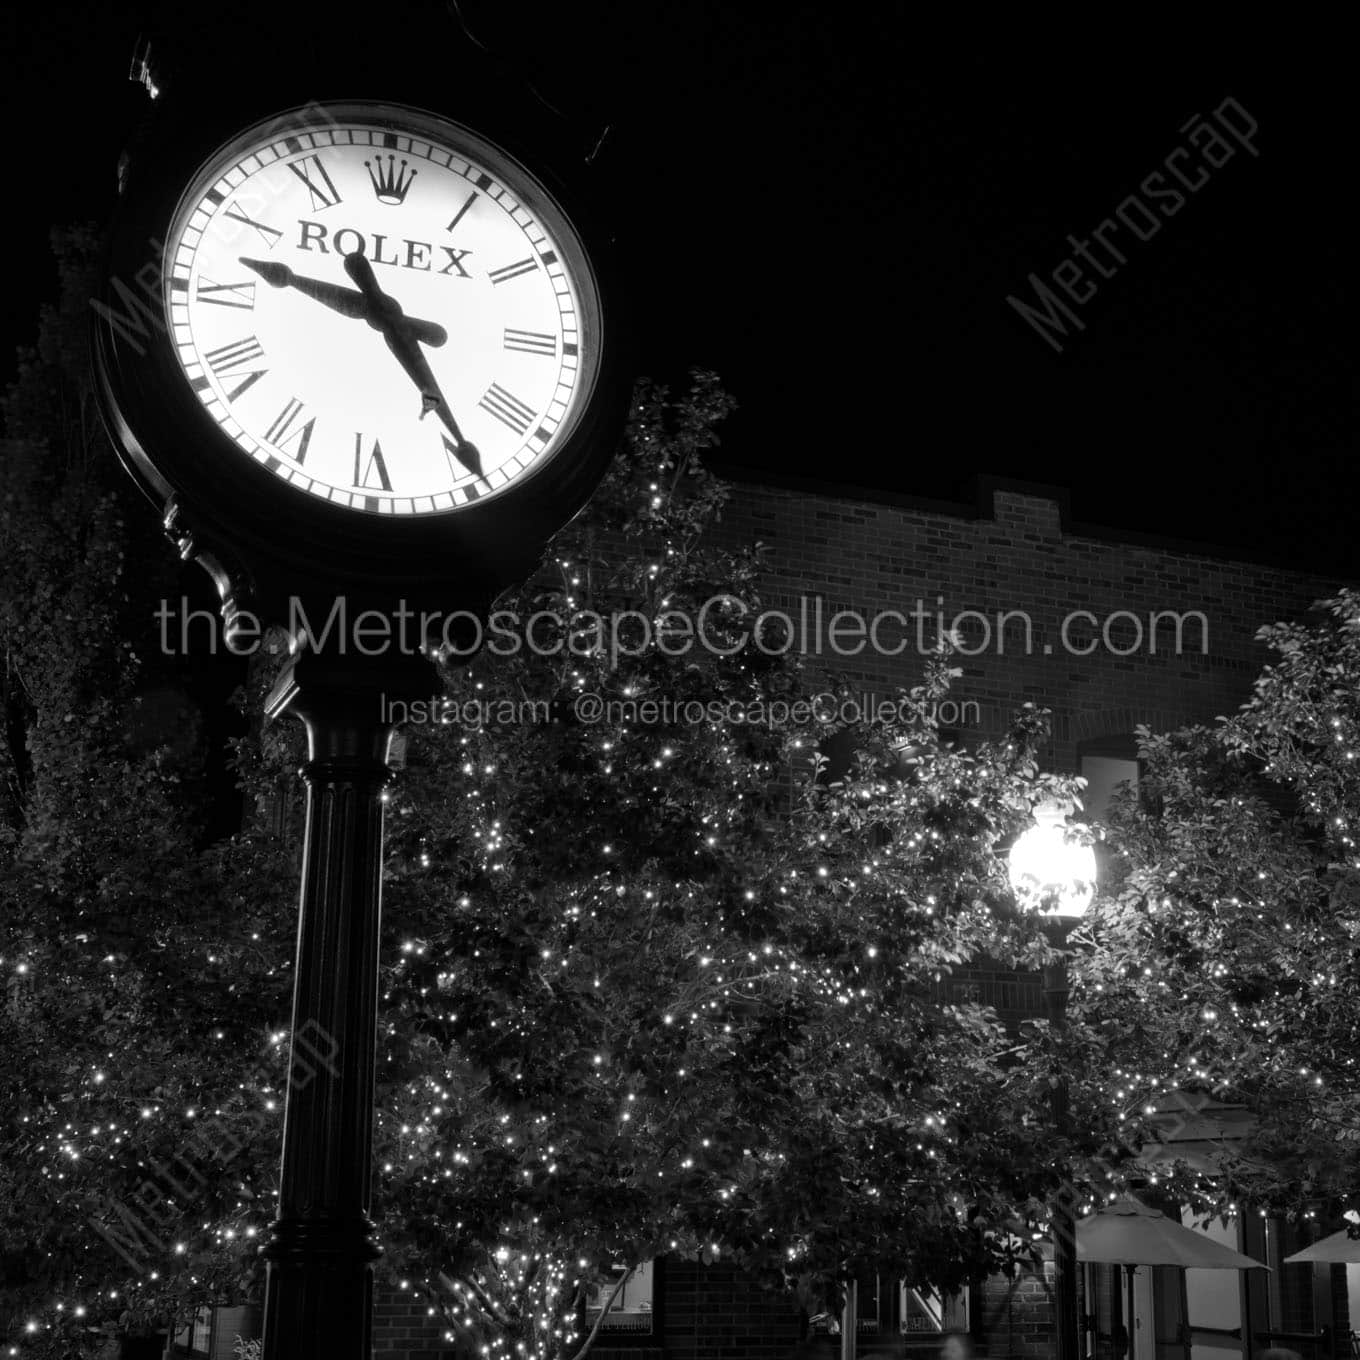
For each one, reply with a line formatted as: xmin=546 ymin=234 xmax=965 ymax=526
xmin=1008 ymin=797 xmax=1097 ymax=1360
xmin=1008 ymin=798 xmax=1097 ymax=918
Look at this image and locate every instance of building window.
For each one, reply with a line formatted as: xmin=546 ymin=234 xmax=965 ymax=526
xmin=898 ymin=1282 xmax=968 ymax=1334
xmin=1084 ymin=1263 xmax=1183 ymax=1353
xmin=1079 ymin=750 xmax=1140 ymax=822
xmin=857 ymin=1275 xmax=885 ymax=1332
xmin=587 ymin=1260 xmax=655 ymax=1337
xmin=841 ymin=1276 xmax=969 ymax=1339
xmin=1262 ymin=1216 xmax=1317 ymax=1338
xmin=173 ymin=1307 xmax=212 ymax=1355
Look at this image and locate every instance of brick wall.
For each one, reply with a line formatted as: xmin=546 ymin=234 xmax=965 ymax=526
xmin=974 ymin=1262 xmax=1059 ymax=1358
xmin=1331 ymin=1264 xmax=1349 ymax=1351
xmin=373 ymin=1281 xmax=452 ymax=1360
xmin=208 ymin=1305 xmax=259 ymax=1360
xmin=658 ymin=1261 xmax=803 ymax=1360
xmin=369 ymin=1262 xmax=806 ymax=1360
xmin=366 ymin=1259 xmax=1059 ymax=1360
xmin=711 ymin=478 xmax=1343 ymax=771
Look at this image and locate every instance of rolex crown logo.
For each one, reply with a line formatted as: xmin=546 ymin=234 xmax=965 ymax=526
xmin=365 ymin=154 xmax=417 ymax=205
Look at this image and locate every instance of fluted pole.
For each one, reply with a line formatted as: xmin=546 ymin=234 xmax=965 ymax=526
xmin=260 ymin=647 xmax=436 ymax=1360
xmin=1044 ymin=947 xmax=1080 ymax=1360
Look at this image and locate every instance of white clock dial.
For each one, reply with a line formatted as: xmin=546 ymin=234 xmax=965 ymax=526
xmin=162 ymin=104 xmax=598 ymax=516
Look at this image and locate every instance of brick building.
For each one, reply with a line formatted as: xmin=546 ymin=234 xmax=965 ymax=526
xmin=177 ymin=475 xmax=1355 ymax=1359
xmin=695 ymin=473 xmax=1350 ymax=1358
xmin=713 ymin=471 xmax=1335 ymax=774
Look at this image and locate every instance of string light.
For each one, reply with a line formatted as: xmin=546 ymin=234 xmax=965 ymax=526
xmin=1 ymin=372 xmax=1174 ymax=1356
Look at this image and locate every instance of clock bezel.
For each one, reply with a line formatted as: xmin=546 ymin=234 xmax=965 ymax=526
xmin=94 ymin=89 xmax=629 ymax=616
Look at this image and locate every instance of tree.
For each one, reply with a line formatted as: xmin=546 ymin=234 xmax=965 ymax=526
xmin=0 ymin=226 xmax=297 ymax=1353
xmin=1073 ymin=589 xmax=1360 ymax=1224
xmin=3 ymin=231 xmax=1100 ymax=1358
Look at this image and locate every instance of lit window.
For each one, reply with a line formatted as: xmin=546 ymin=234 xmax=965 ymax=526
xmin=587 ymin=1261 xmax=654 ymax=1333
xmin=899 ymin=1281 xmax=968 ymax=1334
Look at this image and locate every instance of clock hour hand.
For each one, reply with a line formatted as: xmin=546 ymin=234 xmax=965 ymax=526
xmin=341 ymin=252 xmax=483 ymax=478
xmin=238 ymin=257 xmax=448 ymax=348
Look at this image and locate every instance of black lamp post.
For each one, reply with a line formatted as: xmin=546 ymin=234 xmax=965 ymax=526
xmin=254 ymin=647 xmax=437 ymax=1350
xmin=92 ymin=29 xmax=629 ymax=1358
xmin=1043 ymin=944 xmax=1080 ymax=1360
xmin=1009 ymin=798 xmax=1097 ymax=1360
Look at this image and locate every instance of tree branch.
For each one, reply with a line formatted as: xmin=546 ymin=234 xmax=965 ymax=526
xmin=513 ymin=1251 xmax=543 ymax=1312
xmin=567 ymin=1265 xmax=635 ymax=1360
xmin=440 ymin=1269 xmax=515 ymax=1327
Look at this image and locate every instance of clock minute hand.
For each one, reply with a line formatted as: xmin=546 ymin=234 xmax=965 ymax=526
xmin=341 ymin=252 xmax=483 ymax=478
xmin=239 ymin=257 xmax=448 ymax=348
xmin=381 ymin=326 xmax=483 ymax=478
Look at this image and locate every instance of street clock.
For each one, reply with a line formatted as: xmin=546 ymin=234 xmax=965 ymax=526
xmin=90 ymin=28 xmax=630 ymax=1360
xmin=94 ymin=89 xmax=627 ymax=633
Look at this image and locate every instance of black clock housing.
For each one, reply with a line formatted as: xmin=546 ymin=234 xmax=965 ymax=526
xmin=93 ymin=30 xmax=630 ymax=635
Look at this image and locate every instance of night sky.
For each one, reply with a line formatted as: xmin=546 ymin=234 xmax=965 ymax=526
xmin=3 ymin=7 xmax=1354 ymax=573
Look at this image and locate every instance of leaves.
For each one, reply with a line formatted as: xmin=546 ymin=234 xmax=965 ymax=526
xmin=1077 ymin=591 xmax=1360 ymax=1222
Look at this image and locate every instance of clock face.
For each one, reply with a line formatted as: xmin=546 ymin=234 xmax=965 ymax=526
xmin=162 ymin=103 xmax=600 ymax=516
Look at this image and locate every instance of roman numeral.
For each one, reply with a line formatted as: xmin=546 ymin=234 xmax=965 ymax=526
xmin=195 ymin=276 xmax=255 ymax=309
xmin=446 ymin=191 xmax=478 ymax=233
xmin=205 ymin=336 xmax=264 ymax=371
xmin=353 ymin=433 xmax=392 ymax=491
xmin=478 ymin=382 xmax=535 ymax=436
xmin=487 ymin=258 xmax=538 ymax=285
xmin=264 ymin=398 xmax=316 ymax=464
xmin=503 ymin=328 xmax=556 ymax=356
xmin=203 ymin=336 xmax=267 ymax=401
xmin=223 ymin=202 xmax=283 ymax=248
xmin=289 ymin=155 xmax=342 ymax=211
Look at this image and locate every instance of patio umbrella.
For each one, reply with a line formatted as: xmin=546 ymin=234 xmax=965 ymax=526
xmin=1284 ymin=1226 xmax=1360 ymax=1263
xmin=1076 ymin=1196 xmax=1268 ymax=1269
xmin=1076 ymin=1198 xmax=1266 ymax=1360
